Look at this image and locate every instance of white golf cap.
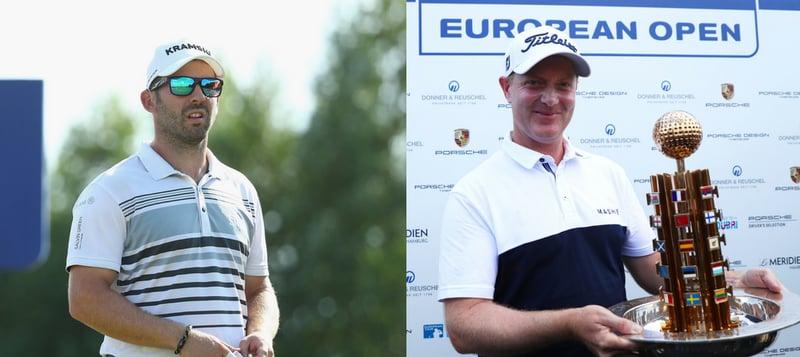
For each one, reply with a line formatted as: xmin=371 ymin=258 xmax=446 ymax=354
xmin=503 ymin=25 xmax=591 ymax=78
xmin=145 ymin=39 xmax=224 ymax=89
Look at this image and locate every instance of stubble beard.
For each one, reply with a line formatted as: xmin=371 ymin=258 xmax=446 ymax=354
xmin=155 ymin=101 xmax=212 ymax=148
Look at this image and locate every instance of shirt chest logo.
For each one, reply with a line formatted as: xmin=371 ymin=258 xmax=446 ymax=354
xmin=597 ymin=208 xmax=620 ymax=215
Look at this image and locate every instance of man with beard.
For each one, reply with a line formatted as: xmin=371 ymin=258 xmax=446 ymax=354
xmin=66 ymin=39 xmax=279 ymax=357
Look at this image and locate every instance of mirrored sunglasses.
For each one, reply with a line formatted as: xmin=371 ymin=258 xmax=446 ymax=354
xmin=150 ymin=76 xmax=224 ymax=97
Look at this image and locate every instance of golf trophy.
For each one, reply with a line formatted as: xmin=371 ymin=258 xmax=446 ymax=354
xmin=609 ymin=110 xmax=800 ymax=357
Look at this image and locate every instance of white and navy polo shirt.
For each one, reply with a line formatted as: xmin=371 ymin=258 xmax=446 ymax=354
xmin=66 ymin=143 xmax=268 ymax=357
xmin=438 ymin=137 xmax=654 ymax=311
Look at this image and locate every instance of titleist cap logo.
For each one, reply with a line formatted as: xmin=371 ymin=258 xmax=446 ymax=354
xmin=521 ymin=32 xmax=578 ymax=54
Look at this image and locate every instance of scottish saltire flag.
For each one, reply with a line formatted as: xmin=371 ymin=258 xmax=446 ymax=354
xmin=653 ymin=240 xmax=666 ymax=253
xmin=682 ymin=265 xmax=697 ymax=278
xmin=708 ymin=236 xmax=720 ymax=250
xmin=647 ymin=192 xmax=660 ymax=205
xmin=672 ymin=189 xmax=687 ymax=201
xmin=679 ymin=239 xmax=694 ymax=252
xmin=705 ymin=210 xmax=717 ymax=224
xmin=712 ymin=261 xmax=724 ymax=276
xmin=675 ymin=214 xmax=690 ymax=227
xmin=685 ymin=292 xmax=702 ymax=306
xmin=715 ymin=288 xmax=728 ymax=304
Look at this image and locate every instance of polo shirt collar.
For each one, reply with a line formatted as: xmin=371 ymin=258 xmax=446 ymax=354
xmin=502 ymin=136 xmax=587 ymax=169
xmin=136 ymin=142 xmax=221 ymax=181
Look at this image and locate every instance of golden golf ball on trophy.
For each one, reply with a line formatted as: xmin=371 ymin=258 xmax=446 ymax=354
xmin=609 ymin=110 xmax=800 ymax=357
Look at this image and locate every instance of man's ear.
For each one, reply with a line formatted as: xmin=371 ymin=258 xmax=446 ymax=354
xmin=498 ymin=75 xmax=512 ymax=102
xmin=140 ymin=90 xmax=155 ymax=113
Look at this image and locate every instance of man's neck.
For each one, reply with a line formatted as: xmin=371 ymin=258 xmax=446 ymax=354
xmin=150 ymin=141 xmax=208 ymax=183
xmin=511 ymin=134 xmax=566 ymax=165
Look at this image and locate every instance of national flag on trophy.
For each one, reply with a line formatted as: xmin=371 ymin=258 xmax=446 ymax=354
xmin=704 ymin=210 xmax=717 ymax=224
xmin=685 ymin=292 xmax=701 ymax=306
xmin=675 ymin=214 xmax=690 ymax=227
xmin=647 ymin=192 xmax=660 ymax=205
xmin=700 ymin=185 xmax=716 ymax=199
xmin=682 ymin=265 xmax=697 ymax=278
xmin=712 ymin=261 xmax=724 ymax=276
xmin=653 ymin=240 xmax=666 ymax=253
xmin=715 ymin=288 xmax=728 ymax=304
xmin=650 ymin=215 xmax=662 ymax=228
xmin=671 ymin=189 xmax=687 ymax=202
xmin=663 ymin=292 xmax=674 ymax=306
xmin=679 ymin=239 xmax=694 ymax=252
xmin=657 ymin=263 xmax=669 ymax=278
xmin=708 ymin=236 xmax=720 ymax=250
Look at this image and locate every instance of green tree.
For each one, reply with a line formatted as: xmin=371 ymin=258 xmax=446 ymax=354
xmin=268 ymin=0 xmax=406 ymax=355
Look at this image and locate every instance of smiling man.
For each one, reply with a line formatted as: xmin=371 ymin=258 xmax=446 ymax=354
xmin=436 ymin=25 xmax=782 ymax=357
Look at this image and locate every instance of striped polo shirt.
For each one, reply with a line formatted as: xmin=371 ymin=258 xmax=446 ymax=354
xmin=438 ymin=138 xmax=654 ymax=355
xmin=66 ymin=143 xmax=268 ymax=357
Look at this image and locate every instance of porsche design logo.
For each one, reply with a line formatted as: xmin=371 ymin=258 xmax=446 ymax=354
xmin=454 ymin=128 xmax=470 ymax=147
xmin=721 ymin=83 xmax=734 ymax=100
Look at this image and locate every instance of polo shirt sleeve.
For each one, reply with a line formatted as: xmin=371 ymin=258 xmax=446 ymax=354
xmin=617 ymin=169 xmax=657 ymax=258
xmin=243 ymin=181 xmax=269 ymax=277
xmin=437 ymin=190 xmax=498 ymax=301
xmin=65 ymin=181 xmax=126 ymax=273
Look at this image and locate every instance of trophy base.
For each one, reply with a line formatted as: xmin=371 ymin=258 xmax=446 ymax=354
xmin=609 ymin=288 xmax=800 ymax=357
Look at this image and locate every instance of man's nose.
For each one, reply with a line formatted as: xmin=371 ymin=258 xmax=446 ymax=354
xmin=540 ymin=87 xmax=558 ymax=106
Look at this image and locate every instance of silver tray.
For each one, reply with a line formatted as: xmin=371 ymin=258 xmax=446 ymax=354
xmin=609 ymin=288 xmax=800 ymax=357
